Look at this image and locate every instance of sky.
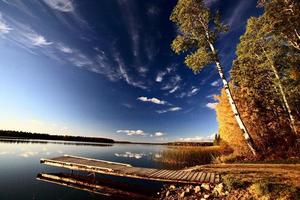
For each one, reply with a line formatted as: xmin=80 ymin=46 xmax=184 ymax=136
xmin=0 ymin=0 xmax=262 ymax=142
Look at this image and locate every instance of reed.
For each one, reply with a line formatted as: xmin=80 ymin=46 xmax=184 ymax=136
xmin=157 ymin=146 xmax=223 ymax=168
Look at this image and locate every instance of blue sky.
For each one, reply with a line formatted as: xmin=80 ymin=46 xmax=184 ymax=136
xmin=0 ymin=0 xmax=261 ymax=142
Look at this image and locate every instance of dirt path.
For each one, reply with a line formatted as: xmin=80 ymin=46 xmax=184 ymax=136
xmin=187 ymin=164 xmax=300 ymax=187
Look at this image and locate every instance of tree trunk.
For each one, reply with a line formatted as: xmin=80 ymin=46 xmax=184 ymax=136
xmin=262 ymin=47 xmax=298 ymax=135
xmin=207 ymin=41 xmax=257 ymax=156
xmin=271 ymin=64 xmax=298 ymax=134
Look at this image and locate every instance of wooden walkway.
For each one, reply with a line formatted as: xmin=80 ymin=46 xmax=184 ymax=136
xmin=40 ymin=155 xmax=220 ymax=184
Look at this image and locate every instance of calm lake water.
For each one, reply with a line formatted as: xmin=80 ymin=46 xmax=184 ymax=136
xmin=0 ymin=139 xmax=168 ymax=200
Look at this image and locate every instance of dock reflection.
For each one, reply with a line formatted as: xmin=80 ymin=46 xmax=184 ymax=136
xmin=36 ymin=173 xmax=157 ymax=199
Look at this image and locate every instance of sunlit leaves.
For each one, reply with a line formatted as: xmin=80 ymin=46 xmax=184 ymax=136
xmin=170 ymin=0 xmax=227 ymax=72
xmin=185 ymin=47 xmax=213 ymax=73
xmin=171 ymin=35 xmax=196 ymax=54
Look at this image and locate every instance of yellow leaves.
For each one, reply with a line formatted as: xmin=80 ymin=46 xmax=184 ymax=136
xmin=171 ymin=35 xmax=196 ymax=54
xmin=215 ymin=89 xmax=251 ymax=156
xmin=184 ymin=47 xmax=213 ymax=73
xmin=289 ymin=69 xmax=300 ymax=81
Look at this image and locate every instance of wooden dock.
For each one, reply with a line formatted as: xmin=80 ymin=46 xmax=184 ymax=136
xmin=40 ymin=155 xmax=220 ymax=184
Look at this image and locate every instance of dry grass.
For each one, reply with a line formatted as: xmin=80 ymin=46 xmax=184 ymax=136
xmin=189 ymin=163 xmax=300 ymax=188
xmin=156 ymin=146 xmax=225 ymax=169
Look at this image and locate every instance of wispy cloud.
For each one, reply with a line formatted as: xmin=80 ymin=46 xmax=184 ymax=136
xmin=211 ymin=80 xmax=221 ymax=87
xmin=116 ymin=129 xmax=146 ymax=136
xmin=156 ymin=107 xmax=182 ymax=114
xmin=147 ymin=6 xmax=160 ymax=17
xmin=27 ymin=33 xmax=53 ymax=46
xmin=42 ymin=0 xmax=74 ymax=12
xmin=114 ymin=52 xmax=147 ymax=89
xmin=154 ymin=132 xmax=165 ymax=137
xmin=187 ymin=86 xmax=200 ymax=97
xmin=57 ymin=43 xmax=73 ymax=53
xmin=178 ymin=134 xmax=215 ymax=142
xmin=206 ymin=94 xmax=217 ymax=99
xmin=156 ymin=71 xmax=166 ymax=82
xmin=176 ymin=86 xmax=200 ymax=98
xmin=161 ymin=74 xmax=181 ymax=90
xmin=137 ymin=96 xmax=167 ymax=105
xmin=204 ymin=0 xmax=219 ymax=7
xmin=115 ymin=152 xmax=145 ymax=159
xmin=169 ymin=85 xmax=180 ymax=94
xmin=206 ymin=102 xmax=218 ymax=110
xmin=117 ymin=0 xmax=140 ymax=57
xmin=137 ymin=65 xmax=149 ymax=77
xmin=225 ymin=0 xmax=252 ymax=28
xmin=0 ymin=13 xmax=12 ymax=34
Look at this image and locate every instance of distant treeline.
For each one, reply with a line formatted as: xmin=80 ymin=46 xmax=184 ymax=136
xmin=0 ymin=130 xmax=114 ymax=143
xmin=167 ymin=142 xmax=213 ymax=146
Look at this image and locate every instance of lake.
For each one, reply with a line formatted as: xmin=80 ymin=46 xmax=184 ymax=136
xmin=0 ymin=139 xmax=169 ymax=199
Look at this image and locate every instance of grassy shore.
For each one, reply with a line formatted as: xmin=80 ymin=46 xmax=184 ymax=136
xmin=156 ymin=146 xmax=226 ymax=168
xmin=186 ymin=163 xmax=300 ymax=199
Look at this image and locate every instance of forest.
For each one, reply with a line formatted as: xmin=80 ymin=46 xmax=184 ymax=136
xmin=170 ymin=0 xmax=300 ymax=161
xmin=0 ymin=130 xmax=115 ymax=143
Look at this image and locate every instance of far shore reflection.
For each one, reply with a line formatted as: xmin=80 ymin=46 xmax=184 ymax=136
xmin=0 ymin=138 xmax=114 ymax=147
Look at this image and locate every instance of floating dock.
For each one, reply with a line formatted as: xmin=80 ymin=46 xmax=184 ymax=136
xmin=40 ymin=155 xmax=220 ymax=184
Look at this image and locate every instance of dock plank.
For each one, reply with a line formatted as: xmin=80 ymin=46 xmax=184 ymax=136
xmin=40 ymin=155 xmax=219 ymax=184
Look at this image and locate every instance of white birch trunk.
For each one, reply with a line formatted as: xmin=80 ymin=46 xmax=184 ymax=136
xmin=262 ymin=47 xmax=298 ymax=134
xmin=270 ymin=64 xmax=298 ymax=134
xmin=207 ymin=40 xmax=257 ymax=156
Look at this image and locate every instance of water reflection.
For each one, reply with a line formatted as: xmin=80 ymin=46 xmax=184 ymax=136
xmin=37 ymin=173 xmax=157 ymax=200
xmin=114 ymin=151 xmax=163 ymax=160
xmin=114 ymin=152 xmax=146 ymax=159
xmin=0 ymin=140 xmax=166 ymax=199
xmin=0 ymin=138 xmax=113 ymax=147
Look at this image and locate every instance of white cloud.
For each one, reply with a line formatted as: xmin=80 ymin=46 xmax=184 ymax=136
xmin=117 ymin=0 xmax=140 ymax=57
xmin=169 ymin=85 xmax=180 ymax=94
xmin=147 ymin=6 xmax=160 ymax=17
xmin=206 ymin=102 xmax=218 ymax=110
xmin=19 ymin=151 xmax=39 ymax=158
xmin=27 ymin=34 xmax=52 ymax=46
xmin=0 ymin=14 xmax=12 ymax=34
xmin=114 ymin=53 xmax=147 ymax=89
xmin=206 ymin=94 xmax=217 ymax=99
xmin=187 ymin=87 xmax=200 ymax=97
xmin=154 ymin=132 xmax=165 ymax=137
xmin=225 ymin=0 xmax=252 ymax=28
xmin=137 ymin=96 xmax=167 ymax=105
xmin=137 ymin=66 xmax=148 ymax=74
xmin=179 ymin=134 xmax=215 ymax=142
xmin=156 ymin=71 xmax=166 ymax=82
xmin=114 ymin=152 xmax=145 ymax=159
xmin=57 ymin=43 xmax=73 ymax=53
xmin=211 ymin=80 xmax=220 ymax=87
xmin=156 ymin=107 xmax=182 ymax=114
xmin=116 ymin=129 xmax=146 ymax=136
xmin=204 ymin=0 xmax=219 ymax=7
xmin=69 ymin=53 xmax=93 ymax=67
xmin=161 ymin=75 xmax=182 ymax=90
xmin=43 ymin=0 xmax=74 ymax=12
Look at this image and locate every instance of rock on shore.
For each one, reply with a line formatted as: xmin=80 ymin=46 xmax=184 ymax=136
xmin=159 ymin=183 xmax=229 ymax=200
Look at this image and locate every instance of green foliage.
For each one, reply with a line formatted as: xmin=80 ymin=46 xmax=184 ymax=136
xmin=262 ymin=0 xmax=300 ymax=51
xmin=171 ymin=35 xmax=196 ymax=54
xmin=213 ymin=133 xmax=221 ymax=146
xmin=223 ymin=176 xmax=245 ymax=191
xmin=185 ymin=47 xmax=214 ymax=73
xmin=249 ymin=180 xmax=270 ymax=196
xmin=170 ymin=0 xmax=227 ymax=73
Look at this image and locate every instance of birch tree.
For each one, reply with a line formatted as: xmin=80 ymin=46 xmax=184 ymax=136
xmin=258 ymin=0 xmax=300 ymax=51
xmin=237 ymin=16 xmax=299 ymax=135
xmin=170 ymin=0 xmax=257 ymax=155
